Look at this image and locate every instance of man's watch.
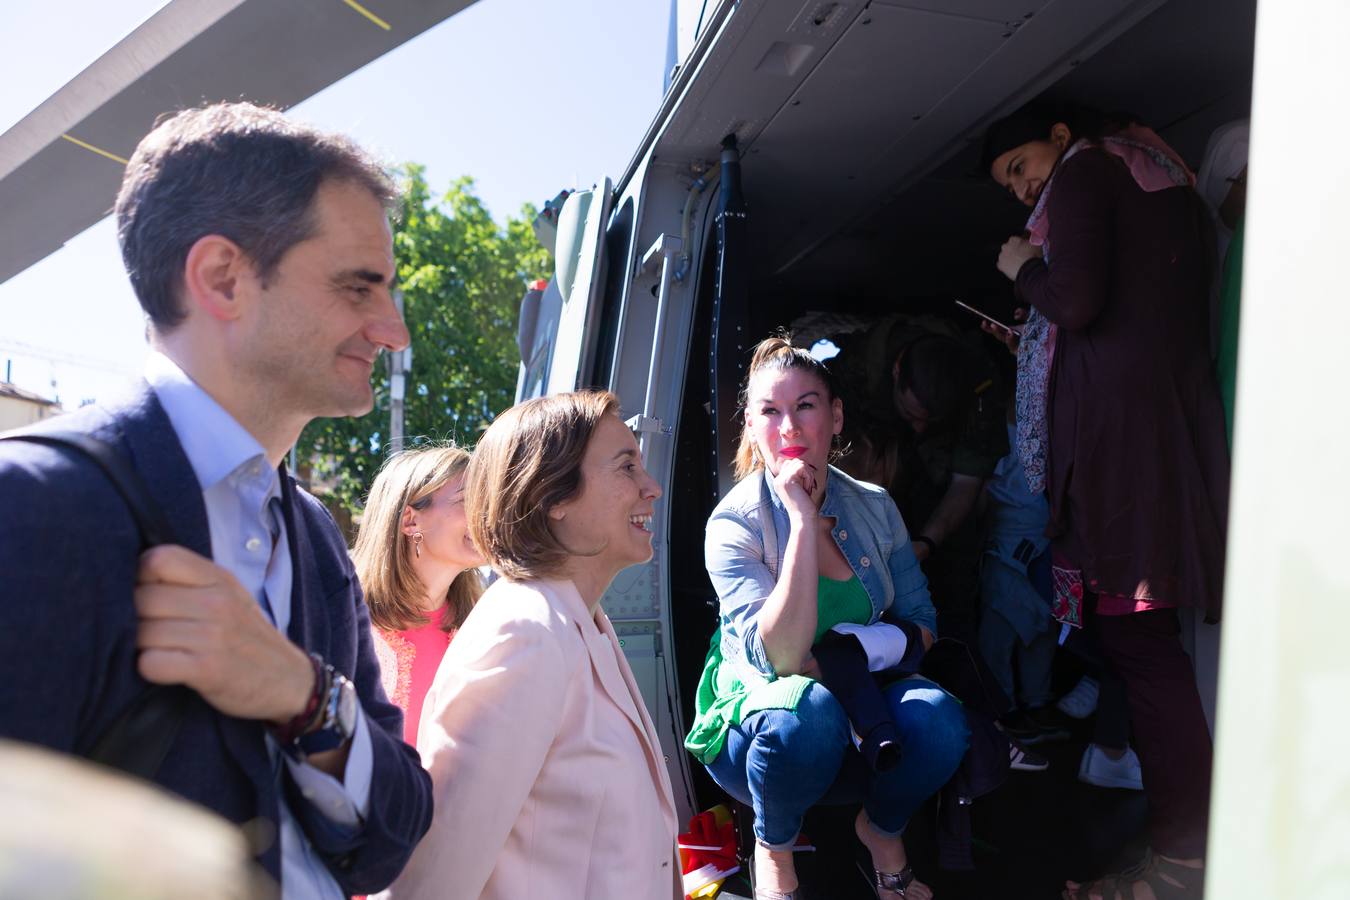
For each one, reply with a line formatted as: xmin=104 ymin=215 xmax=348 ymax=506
xmin=272 ymin=653 xmax=359 ymax=757
xmin=298 ymin=662 xmax=359 ymax=756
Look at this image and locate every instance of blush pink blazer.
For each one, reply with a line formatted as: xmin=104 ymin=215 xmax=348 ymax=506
xmin=375 ymin=578 xmax=680 ymax=900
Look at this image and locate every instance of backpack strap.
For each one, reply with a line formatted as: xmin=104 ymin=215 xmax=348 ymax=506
xmin=4 ymin=430 xmax=178 ymax=545
xmin=2 ymin=430 xmax=192 ymax=780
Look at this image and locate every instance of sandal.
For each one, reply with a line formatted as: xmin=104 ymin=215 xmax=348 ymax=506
xmin=1065 ymin=848 xmax=1204 ymax=900
xmin=873 ymin=863 xmax=915 ymax=898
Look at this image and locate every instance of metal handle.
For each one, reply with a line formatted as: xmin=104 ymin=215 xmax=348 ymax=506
xmin=635 ymin=234 xmax=683 ymax=460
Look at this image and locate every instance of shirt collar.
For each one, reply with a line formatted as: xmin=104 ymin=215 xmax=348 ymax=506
xmin=144 ymin=351 xmax=272 ymax=493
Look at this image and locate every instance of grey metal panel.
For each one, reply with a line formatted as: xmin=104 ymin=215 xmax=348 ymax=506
xmin=654 ymin=0 xmax=871 ymax=161
xmin=605 ymin=558 xmax=664 ymax=621
xmin=746 ymin=5 xmax=1009 ymax=235
xmin=871 ymin=0 xmax=1043 ymax=24
xmin=0 ymin=0 xmax=478 ymax=286
xmin=619 ymin=0 xmax=738 ymax=194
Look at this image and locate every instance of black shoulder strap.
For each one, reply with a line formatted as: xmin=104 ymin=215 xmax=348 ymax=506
xmin=2 ymin=429 xmax=192 ymax=780
xmin=3 ymin=430 xmax=179 ymax=546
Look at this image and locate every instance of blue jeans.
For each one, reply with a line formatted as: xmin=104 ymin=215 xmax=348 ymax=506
xmin=705 ymin=676 xmax=969 ymax=849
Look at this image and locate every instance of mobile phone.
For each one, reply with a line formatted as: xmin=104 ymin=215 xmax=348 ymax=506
xmin=954 ymin=299 xmax=1013 ymax=334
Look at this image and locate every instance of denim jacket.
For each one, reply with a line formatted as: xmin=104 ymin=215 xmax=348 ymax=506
xmin=704 ymin=465 xmax=937 ymax=689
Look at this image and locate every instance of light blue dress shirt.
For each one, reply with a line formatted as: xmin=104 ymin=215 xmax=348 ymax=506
xmin=146 ymin=352 xmax=373 ymax=899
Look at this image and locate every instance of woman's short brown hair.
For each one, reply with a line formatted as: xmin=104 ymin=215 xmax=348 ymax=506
xmin=466 ymin=390 xmax=621 ymax=581
xmin=352 ymin=444 xmax=484 ymax=632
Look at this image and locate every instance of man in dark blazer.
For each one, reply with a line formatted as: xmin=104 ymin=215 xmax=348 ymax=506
xmin=0 ymin=103 xmax=433 ymax=896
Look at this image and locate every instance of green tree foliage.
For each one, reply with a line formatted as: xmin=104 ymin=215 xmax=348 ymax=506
xmin=299 ymin=165 xmax=552 ymax=518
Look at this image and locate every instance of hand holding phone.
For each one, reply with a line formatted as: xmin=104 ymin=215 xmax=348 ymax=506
xmin=954 ymin=299 xmax=1013 ymax=334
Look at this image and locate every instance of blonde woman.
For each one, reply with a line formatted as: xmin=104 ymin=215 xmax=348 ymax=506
xmin=352 ymin=445 xmax=485 ymax=744
xmin=378 ymin=391 xmax=679 ymax=900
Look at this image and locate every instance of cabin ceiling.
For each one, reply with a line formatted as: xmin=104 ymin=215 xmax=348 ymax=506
xmin=656 ymin=0 xmax=1256 ymax=312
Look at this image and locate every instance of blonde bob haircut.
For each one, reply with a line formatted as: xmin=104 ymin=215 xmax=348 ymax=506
xmin=733 ymin=333 xmax=843 ymax=482
xmin=465 ymin=390 xmax=621 ymax=582
xmin=352 ymin=444 xmax=484 ymax=633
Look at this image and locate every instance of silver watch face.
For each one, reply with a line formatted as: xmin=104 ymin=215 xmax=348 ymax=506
xmin=334 ymin=674 xmax=358 ymax=738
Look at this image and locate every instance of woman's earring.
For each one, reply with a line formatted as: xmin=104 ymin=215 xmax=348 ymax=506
xmin=413 ymin=532 xmax=424 ymax=559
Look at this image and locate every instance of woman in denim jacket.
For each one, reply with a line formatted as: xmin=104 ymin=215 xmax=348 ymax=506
xmin=685 ymin=336 xmax=969 ymax=900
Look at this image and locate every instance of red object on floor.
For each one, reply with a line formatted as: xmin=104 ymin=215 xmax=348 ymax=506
xmin=679 ymin=807 xmax=740 ymax=897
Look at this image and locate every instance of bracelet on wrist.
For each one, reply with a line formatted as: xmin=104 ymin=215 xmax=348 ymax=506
xmin=272 ymin=652 xmax=327 ymax=746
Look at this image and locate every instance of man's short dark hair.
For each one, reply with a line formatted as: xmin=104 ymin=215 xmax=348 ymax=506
xmin=893 ymin=334 xmax=973 ymax=425
xmin=115 ymin=102 xmax=398 ymax=330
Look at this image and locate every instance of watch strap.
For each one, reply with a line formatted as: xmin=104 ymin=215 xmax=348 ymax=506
xmin=298 ymin=668 xmax=355 ymax=756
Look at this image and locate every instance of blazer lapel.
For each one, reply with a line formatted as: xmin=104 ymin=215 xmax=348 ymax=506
xmin=552 ymin=582 xmax=646 ymax=735
xmin=554 ymin=581 xmax=677 ymax=825
xmin=591 ymin=610 xmax=677 ymax=819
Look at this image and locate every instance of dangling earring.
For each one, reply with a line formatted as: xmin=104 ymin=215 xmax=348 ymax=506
xmin=413 ymin=532 xmax=424 ymax=559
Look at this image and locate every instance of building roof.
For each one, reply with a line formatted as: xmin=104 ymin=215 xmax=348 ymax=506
xmin=0 ymin=381 xmax=59 ymax=407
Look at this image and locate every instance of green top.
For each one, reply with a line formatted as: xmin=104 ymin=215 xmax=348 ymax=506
xmin=684 ymin=574 xmax=872 ymax=765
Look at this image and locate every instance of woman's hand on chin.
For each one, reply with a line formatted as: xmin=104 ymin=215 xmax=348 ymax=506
xmin=774 ymin=458 xmax=819 ymax=523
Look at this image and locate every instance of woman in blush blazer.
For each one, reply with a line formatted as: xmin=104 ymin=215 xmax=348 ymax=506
xmin=376 ymin=390 xmax=679 ymax=900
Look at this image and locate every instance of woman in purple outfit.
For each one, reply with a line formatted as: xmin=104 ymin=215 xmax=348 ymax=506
xmin=984 ymin=101 xmax=1229 ymax=900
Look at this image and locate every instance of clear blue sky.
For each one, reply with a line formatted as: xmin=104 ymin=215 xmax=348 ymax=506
xmin=0 ymin=0 xmax=669 ymax=407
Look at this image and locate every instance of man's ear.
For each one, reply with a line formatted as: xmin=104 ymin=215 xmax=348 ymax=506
xmin=182 ymin=235 xmax=253 ymax=322
xmin=1050 ymin=122 xmax=1073 ymax=151
xmin=400 ymin=504 xmax=420 ymax=536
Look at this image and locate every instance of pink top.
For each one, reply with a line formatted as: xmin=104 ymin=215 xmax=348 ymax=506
xmin=372 ymin=606 xmax=456 ymax=745
xmin=1095 ymin=593 xmax=1176 ymax=616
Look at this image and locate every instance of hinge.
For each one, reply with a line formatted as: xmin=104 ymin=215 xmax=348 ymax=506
xmin=626 ymin=414 xmax=671 ymax=437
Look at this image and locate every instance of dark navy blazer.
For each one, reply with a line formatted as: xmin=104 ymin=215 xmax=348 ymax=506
xmin=0 ymin=383 xmax=432 ymax=894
